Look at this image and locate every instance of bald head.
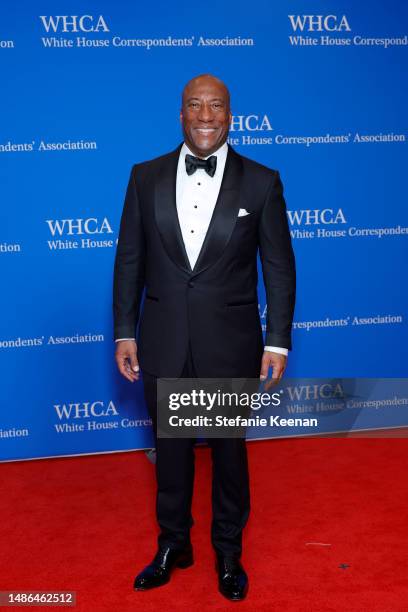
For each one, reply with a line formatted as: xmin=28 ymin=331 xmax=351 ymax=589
xmin=180 ymin=74 xmax=231 ymax=157
xmin=182 ymin=74 xmax=230 ymax=109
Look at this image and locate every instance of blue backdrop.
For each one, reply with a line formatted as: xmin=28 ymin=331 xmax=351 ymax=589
xmin=1 ymin=0 xmax=407 ymax=461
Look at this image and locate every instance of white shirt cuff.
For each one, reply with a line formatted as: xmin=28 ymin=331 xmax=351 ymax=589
xmin=115 ymin=338 xmax=135 ymax=342
xmin=264 ymin=345 xmax=288 ymax=356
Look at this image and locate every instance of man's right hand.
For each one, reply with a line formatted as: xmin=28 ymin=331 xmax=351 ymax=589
xmin=115 ymin=339 xmax=140 ymax=382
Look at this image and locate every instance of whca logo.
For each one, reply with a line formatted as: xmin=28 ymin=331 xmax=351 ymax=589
xmin=39 ymin=15 xmax=109 ymax=33
xmin=230 ymin=114 xmax=273 ymax=132
xmin=45 ymin=218 xmax=113 ymax=236
xmin=287 ymin=209 xmax=347 ymax=226
xmin=288 ymin=15 xmax=351 ymax=32
xmin=54 ymin=401 xmax=118 ymax=420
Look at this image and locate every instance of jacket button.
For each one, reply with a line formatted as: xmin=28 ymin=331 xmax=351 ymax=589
xmin=188 ymin=281 xmax=194 ymax=288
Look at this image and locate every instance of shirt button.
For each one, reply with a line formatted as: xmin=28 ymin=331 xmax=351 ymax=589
xmin=188 ymin=281 xmax=194 ymax=288
xmin=191 ymin=229 xmax=194 ymax=233
xmin=197 ymin=182 xmax=201 ymax=186
xmin=194 ymin=205 xmax=198 ymax=209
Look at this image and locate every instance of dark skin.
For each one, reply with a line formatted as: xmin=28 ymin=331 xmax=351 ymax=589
xmin=115 ymin=74 xmax=287 ymax=387
xmin=180 ymin=74 xmax=231 ymax=158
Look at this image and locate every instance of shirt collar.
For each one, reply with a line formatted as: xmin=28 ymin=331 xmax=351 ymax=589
xmin=180 ymin=141 xmax=228 ymax=162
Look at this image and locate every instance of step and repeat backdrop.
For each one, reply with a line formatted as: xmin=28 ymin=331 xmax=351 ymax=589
xmin=1 ymin=1 xmax=407 ymax=461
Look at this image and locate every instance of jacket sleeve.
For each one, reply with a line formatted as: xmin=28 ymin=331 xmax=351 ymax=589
xmin=258 ymin=170 xmax=296 ymax=349
xmin=113 ymin=165 xmax=146 ymax=340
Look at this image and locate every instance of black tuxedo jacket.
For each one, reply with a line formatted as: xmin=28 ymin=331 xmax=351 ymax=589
xmin=113 ymin=143 xmax=296 ymax=378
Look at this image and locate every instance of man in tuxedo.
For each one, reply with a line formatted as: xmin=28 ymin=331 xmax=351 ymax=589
xmin=113 ymin=74 xmax=296 ymax=600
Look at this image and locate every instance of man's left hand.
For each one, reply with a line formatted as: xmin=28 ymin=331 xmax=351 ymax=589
xmin=260 ymin=351 xmax=287 ymax=390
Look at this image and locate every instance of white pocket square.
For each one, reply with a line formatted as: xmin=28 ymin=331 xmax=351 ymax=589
xmin=238 ymin=208 xmax=250 ymax=217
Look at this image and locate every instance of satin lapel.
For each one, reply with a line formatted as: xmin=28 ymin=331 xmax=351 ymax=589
xmin=154 ymin=143 xmax=192 ymax=274
xmin=192 ymin=145 xmax=243 ymax=276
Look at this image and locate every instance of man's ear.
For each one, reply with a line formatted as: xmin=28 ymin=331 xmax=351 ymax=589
xmin=179 ymin=111 xmax=183 ymax=123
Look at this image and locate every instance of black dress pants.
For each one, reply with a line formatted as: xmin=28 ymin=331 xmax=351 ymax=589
xmin=142 ymin=345 xmax=250 ymax=558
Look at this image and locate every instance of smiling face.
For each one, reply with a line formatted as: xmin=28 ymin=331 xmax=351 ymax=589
xmin=180 ymin=75 xmax=231 ymax=158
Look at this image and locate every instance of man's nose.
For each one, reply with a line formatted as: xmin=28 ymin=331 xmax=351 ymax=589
xmin=197 ymin=103 xmax=214 ymax=122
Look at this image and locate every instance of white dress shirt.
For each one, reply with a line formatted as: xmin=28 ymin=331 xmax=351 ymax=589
xmin=176 ymin=142 xmax=228 ymax=270
xmin=116 ymin=141 xmax=288 ymax=357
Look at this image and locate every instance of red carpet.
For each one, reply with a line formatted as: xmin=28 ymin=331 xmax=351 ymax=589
xmin=1 ymin=438 xmax=407 ymax=611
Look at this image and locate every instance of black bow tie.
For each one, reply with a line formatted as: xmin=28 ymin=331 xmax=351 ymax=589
xmin=185 ymin=154 xmax=217 ymax=177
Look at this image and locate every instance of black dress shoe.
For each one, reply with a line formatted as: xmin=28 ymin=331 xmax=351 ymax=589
xmin=134 ymin=544 xmax=193 ymax=591
xmin=216 ymin=555 xmax=248 ymax=601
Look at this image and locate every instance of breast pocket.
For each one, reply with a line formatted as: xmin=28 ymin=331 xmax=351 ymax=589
xmin=236 ymin=213 xmax=255 ymax=223
xmin=234 ymin=211 xmax=258 ymax=234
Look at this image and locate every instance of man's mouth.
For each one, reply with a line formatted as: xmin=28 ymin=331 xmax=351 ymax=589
xmin=194 ymin=128 xmax=218 ymax=135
